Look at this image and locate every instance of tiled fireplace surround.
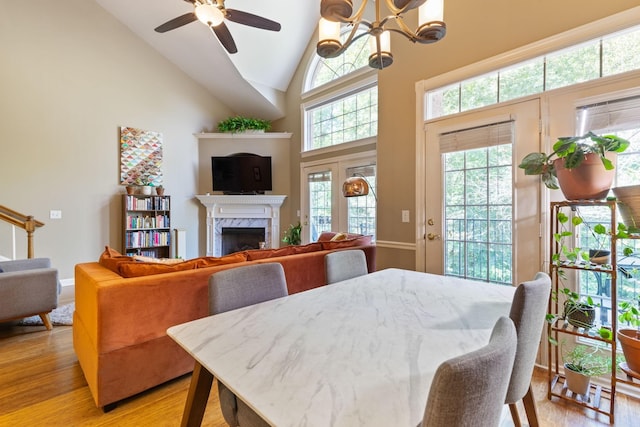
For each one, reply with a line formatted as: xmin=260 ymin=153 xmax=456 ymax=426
xmin=196 ymin=195 xmax=287 ymax=257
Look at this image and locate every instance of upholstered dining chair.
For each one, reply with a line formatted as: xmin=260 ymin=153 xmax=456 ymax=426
xmin=209 ymin=263 xmax=288 ymax=427
xmin=324 ymin=249 xmax=368 ymax=284
xmin=421 ymin=316 xmax=518 ymax=427
xmin=505 ymin=271 xmax=552 ymax=427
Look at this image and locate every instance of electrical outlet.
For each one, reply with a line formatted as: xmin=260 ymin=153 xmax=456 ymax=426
xmin=50 ymin=210 xmax=62 ymax=219
xmin=401 ymin=210 xmax=410 ymax=223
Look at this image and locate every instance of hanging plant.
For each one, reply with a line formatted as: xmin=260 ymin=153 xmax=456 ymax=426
xmin=217 ymin=116 xmax=271 ymax=133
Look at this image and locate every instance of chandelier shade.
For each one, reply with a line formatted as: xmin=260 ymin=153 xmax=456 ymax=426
xmin=317 ymin=0 xmax=446 ymax=69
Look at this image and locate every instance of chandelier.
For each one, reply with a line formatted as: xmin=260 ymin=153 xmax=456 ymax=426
xmin=317 ymin=0 xmax=446 ymax=70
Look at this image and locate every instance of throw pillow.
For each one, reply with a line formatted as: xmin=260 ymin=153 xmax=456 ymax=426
xmin=330 ymin=232 xmax=348 ymax=241
xmin=133 ymin=255 xmax=185 ymax=265
xmin=321 ymin=235 xmax=373 ymax=250
xmin=99 ymin=246 xmax=134 ymax=274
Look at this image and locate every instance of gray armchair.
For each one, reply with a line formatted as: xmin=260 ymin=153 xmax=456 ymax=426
xmin=0 ymin=258 xmax=59 ymax=330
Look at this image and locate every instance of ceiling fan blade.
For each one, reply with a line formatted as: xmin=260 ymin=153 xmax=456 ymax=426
xmin=225 ymin=9 xmax=281 ymax=32
xmin=154 ymin=12 xmax=198 ymax=33
xmin=211 ymin=22 xmax=238 ymax=54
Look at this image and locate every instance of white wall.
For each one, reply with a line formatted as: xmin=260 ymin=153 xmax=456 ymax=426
xmin=0 ymin=0 xmax=234 ymax=279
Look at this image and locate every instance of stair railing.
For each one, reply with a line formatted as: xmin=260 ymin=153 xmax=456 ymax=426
xmin=0 ymin=205 xmax=45 ymax=258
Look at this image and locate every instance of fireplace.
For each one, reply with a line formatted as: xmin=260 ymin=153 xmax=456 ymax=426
xmin=221 ymin=227 xmax=265 ymax=255
xmin=195 ymin=194 xmax=287 ymax=257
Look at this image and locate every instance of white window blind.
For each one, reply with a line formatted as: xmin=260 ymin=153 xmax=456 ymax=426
xmin=439 ymin=121 xmax=514 ymax=153
xmin=577 ymin=96 xmax=640 ymax=134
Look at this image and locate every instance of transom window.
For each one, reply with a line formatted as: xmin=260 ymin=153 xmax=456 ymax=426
xmin=426 ymin=25 xmax=640 ymax=119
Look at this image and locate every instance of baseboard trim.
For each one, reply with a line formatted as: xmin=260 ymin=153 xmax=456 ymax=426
xmin=59 ymin=278 xmax=74 ymax=305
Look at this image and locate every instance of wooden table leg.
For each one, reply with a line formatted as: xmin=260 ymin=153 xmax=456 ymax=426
xmin=181 ymin=361 xmax=214 ymax=427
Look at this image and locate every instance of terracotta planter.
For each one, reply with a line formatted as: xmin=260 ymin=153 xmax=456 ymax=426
xmin=564 ymin=363 xmax=591 ymax=396
xmin=612 ymin=185 xmax=640 ymax=232
xmin=618 ymin=329 xmax=640 ymax=373
xmin=554 ymin=152 xmax=617 ymax=200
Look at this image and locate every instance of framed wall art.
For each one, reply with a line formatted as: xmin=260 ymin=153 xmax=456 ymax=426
xmin=119 ymin=126 xmax=163 ymax=186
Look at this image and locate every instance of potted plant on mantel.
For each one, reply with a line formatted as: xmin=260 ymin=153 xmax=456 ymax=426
xmin=519 ymin=132 xmax=630 ymax=200
xmin=217 ymin=116 xmax=272 ymax=134
xmin=618 ymin=296 xmax=640 ymax=376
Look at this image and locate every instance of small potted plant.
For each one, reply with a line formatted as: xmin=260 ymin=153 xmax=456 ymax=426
xmin=282 ymin=222 xmax=301 ymax=246
xmin=562 ymin=343 xmax=612 ymax=396
xmin=618 ymin=296 xmax=640 ymax=374
xmin=217 ymin=116 xmax=272 ymax=134
xmin=547 ymin=286 xmax=597 ymax=331
xmin=518 ymin=132 xmax=629 ymax=200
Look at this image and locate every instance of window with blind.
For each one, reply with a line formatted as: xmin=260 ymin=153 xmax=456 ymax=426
xmin=440 ymin=121 xmax=514 ymax=284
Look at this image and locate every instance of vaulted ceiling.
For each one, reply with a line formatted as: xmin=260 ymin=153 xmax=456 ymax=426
xmin=95 ymin=0 xmax=320 ymax=120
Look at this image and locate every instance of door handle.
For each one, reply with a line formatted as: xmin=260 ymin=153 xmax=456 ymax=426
xmin=427 ymin=233 xmax=441 ymax=241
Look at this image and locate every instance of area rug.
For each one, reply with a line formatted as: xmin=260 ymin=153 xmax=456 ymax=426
xmin=17 ymin=302 xmax=74 ymax=326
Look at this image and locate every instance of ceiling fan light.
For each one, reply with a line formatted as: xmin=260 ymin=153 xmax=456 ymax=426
xmin=195 ymin=3 xmax=224 ymax=26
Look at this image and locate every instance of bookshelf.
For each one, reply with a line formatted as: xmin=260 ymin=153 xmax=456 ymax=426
xmin=122 ymin=194 xmax=171 ymax=258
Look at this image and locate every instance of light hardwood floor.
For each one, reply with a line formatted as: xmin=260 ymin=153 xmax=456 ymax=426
xmin=1 ymin=324 xmax=639 ymax=426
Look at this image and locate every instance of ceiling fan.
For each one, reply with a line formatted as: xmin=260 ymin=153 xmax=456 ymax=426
xmin=154 ymin=0 xmax=281 ymax=54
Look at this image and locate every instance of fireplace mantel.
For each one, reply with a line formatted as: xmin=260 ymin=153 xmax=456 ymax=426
xmin=196 ymin=195 xmax=287 ymax=256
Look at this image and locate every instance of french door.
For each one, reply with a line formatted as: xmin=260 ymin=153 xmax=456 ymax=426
xmin=422 ymin=99 xmax=542 ymax=286
xmin=301 ymin=154 xmax=376 ymax=243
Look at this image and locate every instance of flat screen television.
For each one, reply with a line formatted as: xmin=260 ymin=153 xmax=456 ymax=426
xmin=211 ymin=154 xmax=272 ymax=194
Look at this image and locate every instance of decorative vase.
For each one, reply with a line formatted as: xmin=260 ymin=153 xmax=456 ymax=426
xmin=141 ymin=185 xmax=152 ymax=195
xmin=612 ymin=185 xmax=640 ymax=232
xmin=156 ymin=187 xmax=165 ymax=196
xmin=564 ymin=364 xmax=591 ymax=396
xmin=554 ymin=152 xmax=617 ymax=200
xmin=125 ymin=185 xmax=136 ymax=195
xmin=618 ymin=329 xmax=640 ymax=373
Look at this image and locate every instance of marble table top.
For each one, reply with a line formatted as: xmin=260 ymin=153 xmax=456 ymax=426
xmin=167 ymin=268 xmax=516 ymax=426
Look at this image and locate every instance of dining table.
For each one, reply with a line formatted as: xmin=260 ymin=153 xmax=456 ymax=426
xmin=167 ymin=268 xmax=517 ymax=427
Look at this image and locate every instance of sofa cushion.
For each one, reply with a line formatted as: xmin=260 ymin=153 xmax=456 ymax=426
xmin=196 ymin=253 xmax=248 ymax=267
xmin=118 ymin=253 xmax=248 ymax=278
xmin=245 ymin=242 xmax=323 ymax=261
xmin=99 ymin=246 xmax=134 ymax=274
xmin=118 ymin=259 xmax=201 ymax=278
xmin=320 ymin=235 xmax=373 ymax=250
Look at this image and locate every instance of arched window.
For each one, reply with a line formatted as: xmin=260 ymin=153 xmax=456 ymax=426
xmin=307 ymin=33 xmax=370 ymax=91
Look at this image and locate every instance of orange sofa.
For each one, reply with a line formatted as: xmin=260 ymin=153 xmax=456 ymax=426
xmin=73 ymin=238 xmax=375 ymax=409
